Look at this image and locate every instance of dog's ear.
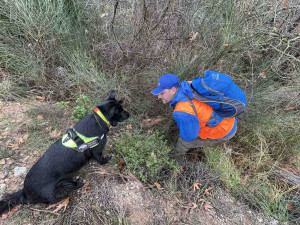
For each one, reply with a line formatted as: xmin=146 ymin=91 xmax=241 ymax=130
xmin=108 ymin=90 xmax=116 ymax=100
xmin=118 ymin=99 xmax=124 ymax=105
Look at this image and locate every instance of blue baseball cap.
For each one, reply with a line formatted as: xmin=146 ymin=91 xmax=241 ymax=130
xmin=151 ymin=74 xmax=180 ymax=95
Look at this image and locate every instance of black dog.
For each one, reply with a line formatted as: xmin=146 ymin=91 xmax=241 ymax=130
xmin=0 ymin=90 xmax=129 ymax=215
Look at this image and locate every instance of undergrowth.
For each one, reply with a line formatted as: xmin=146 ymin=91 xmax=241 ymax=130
xmin=114 ymin=131 xmax=177 ymax=183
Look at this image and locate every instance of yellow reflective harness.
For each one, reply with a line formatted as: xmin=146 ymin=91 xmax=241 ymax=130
xmin=61 ymin=108 xmax=109 ymax=152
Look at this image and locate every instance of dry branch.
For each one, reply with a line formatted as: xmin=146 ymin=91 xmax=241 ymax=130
xmin=273 ymin=166 xmax=300 ymax=188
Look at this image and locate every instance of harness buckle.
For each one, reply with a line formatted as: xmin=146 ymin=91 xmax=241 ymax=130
xmin=66 ymin=128 xmax=84 ymax=146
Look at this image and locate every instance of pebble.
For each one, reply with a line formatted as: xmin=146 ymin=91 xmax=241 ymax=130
xmin=14 ymin=167 xmax=27 ymax=177
xmin=3 ymin=171 xmax=8 ymax=177
xmin=0 ymin=184 xmax=6 ymax=192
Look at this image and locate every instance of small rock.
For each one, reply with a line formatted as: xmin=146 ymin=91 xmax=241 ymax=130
xmin=14 ymin=167 xmax=27 ymax=177
xmin=4 ymin=171 xmax=9 ymax=177
xmin=0 ymin=184 xmax=6 ymax=192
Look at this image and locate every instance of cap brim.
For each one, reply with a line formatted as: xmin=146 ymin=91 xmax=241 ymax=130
xmin=151 ymin=86 xmax=164 ymax=95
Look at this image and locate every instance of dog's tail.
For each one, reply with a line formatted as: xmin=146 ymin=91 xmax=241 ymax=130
xmin=0 ymin=190 xmax=27 ymax=216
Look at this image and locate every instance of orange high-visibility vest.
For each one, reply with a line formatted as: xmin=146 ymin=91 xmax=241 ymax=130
xmin=174 ymin=100 xmax=235 ymax=139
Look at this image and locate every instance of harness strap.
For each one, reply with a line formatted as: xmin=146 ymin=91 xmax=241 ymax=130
xmin=62 ymin=128 xmax=104 ymax=152
xmin=184 ymin=94 xmax=198 ymax=118
xmin=66 ymin=128 xmax=84 ymax=147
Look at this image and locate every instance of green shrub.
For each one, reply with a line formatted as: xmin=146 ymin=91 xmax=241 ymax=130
xmin=72 ymin=95 xmax=93 ymax=122
xmin=115 ymin=131 xmax=178 ymax=183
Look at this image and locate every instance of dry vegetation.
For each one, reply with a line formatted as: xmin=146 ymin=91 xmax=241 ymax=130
xmin=0 ymin=0 xmax=299 ymax=224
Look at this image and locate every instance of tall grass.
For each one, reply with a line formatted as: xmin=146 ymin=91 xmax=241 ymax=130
xmin=0 ymin=0 xmax=117 ymax=101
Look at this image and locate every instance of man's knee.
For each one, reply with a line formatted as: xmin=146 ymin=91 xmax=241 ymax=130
xmin=175 ymin=137 xmax=191 ymax=154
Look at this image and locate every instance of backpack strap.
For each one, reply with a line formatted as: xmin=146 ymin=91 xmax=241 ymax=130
xmin=184 ymin=94 xmax=198 ymax=118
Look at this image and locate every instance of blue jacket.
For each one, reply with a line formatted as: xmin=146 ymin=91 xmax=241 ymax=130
xmin=171 ymin=81 xmax=237 ymax=142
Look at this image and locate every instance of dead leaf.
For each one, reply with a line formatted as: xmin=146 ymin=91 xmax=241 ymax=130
xmin=18 ymin=134 xmax=29 ymax=145
xmin=198 ymin=198 xmax=205 ymax=203
xmin=174 ymin=197 xmax=183 ymax=204
xmin=7 ymin=143 xmax=19 ymax=150
xmin=36 ymin=96 xmax=45 ymax=102
xmin=119 ymin=159 xmax=124 ymax=170
xmin=50 ymin=129 xmax=62 ymax=138
xmin=191 ymin=203 xmax=198 ymax=209
xmin=0 ymin=159 xmax=5 ymax=165
xmin=193 ymin=182 xmax=201 ymax=191
xmin=154 ymin=182 xmax=163 ymax=190
xmin=174 ymin=171 xmax=178 ymax=177
xmin=81 ymin=184 xmax=92 ymax=194
xmin=126 ymin=124 xmax=132 ymax=130
xmin=285 ymin=106 xmax=296 ymax=111
xmin=1 ymin=131 xmax=10 ymax=136
xmin=282 ymin=1 xmax=288 ymax=7
xmin=22 ymin=134 xmax=29 ymax=141
xmin=37 ymin=115 xmax=44 ymax=120
xmin=259 ymin=69 xmax=268 ymax=79
xmin=204 ymin=187 xmax=213 ymax=196
xmin=17 ymin=137 xmax=24 ymax=145
xmin=189 ymin=32 xmax=199 ymax=41
xmin=46 ymin=196 xmax=70 ymax=213
xmin=203 ymin=202 xmax=213 ymax=211
xmin=287 ymin=203 xmax=295 ymax=211
xmin=0 ymin=206 xmax=19 ymax=219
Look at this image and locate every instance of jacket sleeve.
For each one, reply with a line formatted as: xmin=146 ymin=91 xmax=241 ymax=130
xmin=173 ymin=111 xmax=200 ymax=142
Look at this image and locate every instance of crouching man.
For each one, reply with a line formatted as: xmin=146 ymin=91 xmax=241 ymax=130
xmin=151 ymin=74 xmax=237 ymax=155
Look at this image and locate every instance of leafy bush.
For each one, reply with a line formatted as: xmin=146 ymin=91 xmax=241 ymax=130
xmin=115 ymin=131 xmax=178 ymax=183
xmin=72 ymin=95 xmax=93 ymax=122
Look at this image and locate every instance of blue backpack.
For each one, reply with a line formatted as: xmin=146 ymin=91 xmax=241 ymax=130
xmin=191 ymin=70 xmax=246 ymax=118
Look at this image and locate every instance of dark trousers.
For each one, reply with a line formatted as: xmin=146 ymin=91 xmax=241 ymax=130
xmin=175 ymin=132 xmax=236 ymax=154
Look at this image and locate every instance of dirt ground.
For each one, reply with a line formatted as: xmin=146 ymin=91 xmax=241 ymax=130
xmin=0 ymin=100 xmax=282 ymax=225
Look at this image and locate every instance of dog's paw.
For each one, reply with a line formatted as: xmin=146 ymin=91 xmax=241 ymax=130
xmin=100 ymin=155 xmax=112 ymax=164
xmin=74 ymin=181 xmax=84 ymax=188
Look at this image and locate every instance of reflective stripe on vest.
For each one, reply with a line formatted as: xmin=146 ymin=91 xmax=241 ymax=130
xmin=174 ymin=100 xmax=235 ymax=139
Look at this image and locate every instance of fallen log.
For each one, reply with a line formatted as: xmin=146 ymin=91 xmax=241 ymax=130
xmin=273 ymin=166 xmax=300 ymax=188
